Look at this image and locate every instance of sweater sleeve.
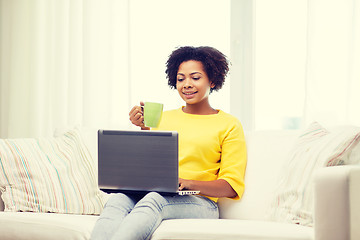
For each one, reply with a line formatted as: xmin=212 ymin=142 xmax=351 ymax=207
xmin=217 ymin=120 xmax=247 ymax=200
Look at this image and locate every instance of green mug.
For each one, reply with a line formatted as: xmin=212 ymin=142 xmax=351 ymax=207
xmin=143 ymin=102 xmax=163 ymax=128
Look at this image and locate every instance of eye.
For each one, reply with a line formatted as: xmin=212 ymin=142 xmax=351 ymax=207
xmin=177 ymin=78 xmax=184 ymax=82
xmin=193 ymin=77 xmax=200 ymax=80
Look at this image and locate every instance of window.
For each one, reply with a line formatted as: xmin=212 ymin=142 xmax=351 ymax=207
xmin=254 ymin=0 xmax=307 ymax=130
xmin=128 ymin=0 xmax=231 ymax=113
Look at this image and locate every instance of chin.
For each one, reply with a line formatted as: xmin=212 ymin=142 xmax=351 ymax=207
xmin=183 ymin=99 xmax=197 ymax=105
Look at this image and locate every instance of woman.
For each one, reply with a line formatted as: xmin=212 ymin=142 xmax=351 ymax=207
xmin=91 ymin=46 xmax=247 ymax=240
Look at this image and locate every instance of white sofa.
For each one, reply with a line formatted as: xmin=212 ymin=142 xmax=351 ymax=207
xmin=0 ymin=127 xmax=359 ymax=240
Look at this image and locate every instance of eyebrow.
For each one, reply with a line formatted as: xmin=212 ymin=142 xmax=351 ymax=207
xmin=177 ymin=72 xmax=203 ymax=76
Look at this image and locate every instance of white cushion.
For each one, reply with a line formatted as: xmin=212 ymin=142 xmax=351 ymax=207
xmin=0 ymin=212 xmax=98 ymax=240
xmin=219 ymin=130 xmax=300 ymax=220
xmin=53 ymin=126 xmax=99 ymax=164
xmin=0 ymin=212 xmax=313 ymax=240
xmin=268 ymin=122 xmax=360 ymax=226
xmin=151 ymin=219 xmax=314 ymax=240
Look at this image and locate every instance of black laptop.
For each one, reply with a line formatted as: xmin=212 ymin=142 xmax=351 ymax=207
xmin=98 ymin=130 xmax=199 ymax=195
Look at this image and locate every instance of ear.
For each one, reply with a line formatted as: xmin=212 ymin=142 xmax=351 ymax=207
xmin=210 ymin=82 xmax=216 ymax=89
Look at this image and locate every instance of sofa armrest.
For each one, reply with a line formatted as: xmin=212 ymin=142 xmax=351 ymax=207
xmin=314 ymin=165 xmax=360 ymax=240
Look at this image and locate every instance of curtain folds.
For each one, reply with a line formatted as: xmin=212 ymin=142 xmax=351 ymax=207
xmin=1 ymin=0 xmax=359 ymax=137
xmin=304 ymin=0 xmax=360 ymax=127
xmin=0 ymin=0 xmax=130 ymax=138
xmin=0 ymin=0 xmax=231 ymax=138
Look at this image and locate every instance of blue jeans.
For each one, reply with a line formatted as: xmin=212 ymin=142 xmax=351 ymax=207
xmin=90 ymin=192 xmax=219 ymax=240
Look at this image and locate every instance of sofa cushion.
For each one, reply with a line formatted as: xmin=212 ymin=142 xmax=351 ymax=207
xmin=218 ymin=130 xmax=300 ymax=221
xmin=151 ymin=219 xmax=314 ymax=240
xmin=269 ymin=122 xmax=360 ymax=226
xmin=0 ymin=128 xmax=109 ymax=214
xmin=0 ymin=212 xmax=98 ymax=240
xmin=0 ymin=212 xmax=313 ymax=240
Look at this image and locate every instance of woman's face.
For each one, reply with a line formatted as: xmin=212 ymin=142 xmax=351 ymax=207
xmin=176 ymin=60 xmax=214 ymax=106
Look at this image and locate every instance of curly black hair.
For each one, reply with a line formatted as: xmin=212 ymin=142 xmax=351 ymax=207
xmin=165 ymin=46 xmax=229 ymax=93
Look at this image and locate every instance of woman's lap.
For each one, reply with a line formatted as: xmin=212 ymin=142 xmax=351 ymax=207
xmin=91 ymin=192 xmax=218 ymax=240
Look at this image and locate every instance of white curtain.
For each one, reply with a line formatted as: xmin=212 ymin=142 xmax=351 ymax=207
xmin=0 ymin=0 xmax=231 ymax=138
xmin=0 ymin=0 xmax=130 ymax=138
xmin=305 ymin=0 xmax=360 ymax=127
xmin=5 ymin=0 xmax=357 ymax=137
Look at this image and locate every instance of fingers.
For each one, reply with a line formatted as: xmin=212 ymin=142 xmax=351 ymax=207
xmin=129 ymin=105 xmax=143 ymax=119
xmin=178 ymin=178 xmax=185 ymax=191
xmin=129 ymin=103 xmax=145 ymax=127
xmin=178 ymin=178 xmax=195 ymax=191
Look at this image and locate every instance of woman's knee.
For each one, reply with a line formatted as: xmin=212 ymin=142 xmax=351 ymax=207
xmin=135 ymin=192 xmax=167 ymax=211
xmin=143 ymin=192 xmax=163 ymax=200
xmin=104 ymin=193 xmax=136 ymax=210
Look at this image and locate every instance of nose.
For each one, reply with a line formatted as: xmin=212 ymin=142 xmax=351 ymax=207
xmin=183 ymin=78 xmax=193 ymax=88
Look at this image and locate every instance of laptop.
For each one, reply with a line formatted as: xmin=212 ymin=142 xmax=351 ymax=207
xmin=98 ymin=129 xmax=199 ymax=196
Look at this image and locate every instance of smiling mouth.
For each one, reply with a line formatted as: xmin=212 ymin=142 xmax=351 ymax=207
xmin=183 ymin=91 xmax=198 ymax=95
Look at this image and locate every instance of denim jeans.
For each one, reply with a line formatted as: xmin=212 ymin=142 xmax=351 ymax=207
xmin=90 ymin=192 xmax=219 ymax=240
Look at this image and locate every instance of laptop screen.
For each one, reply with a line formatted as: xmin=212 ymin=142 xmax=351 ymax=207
xmin=98 ymin=130 xmax=179 ymax=194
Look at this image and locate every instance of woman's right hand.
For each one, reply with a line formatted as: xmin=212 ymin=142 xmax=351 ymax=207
xmin=129 ymin=102 xmax=150 ymax=130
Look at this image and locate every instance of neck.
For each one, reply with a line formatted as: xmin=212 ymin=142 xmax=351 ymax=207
xmin=182 ymin=101 xmax=218 ymax=115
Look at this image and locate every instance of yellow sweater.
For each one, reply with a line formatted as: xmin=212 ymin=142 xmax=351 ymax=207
xmin=153 ymin=108 xmax=247 ymax=201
